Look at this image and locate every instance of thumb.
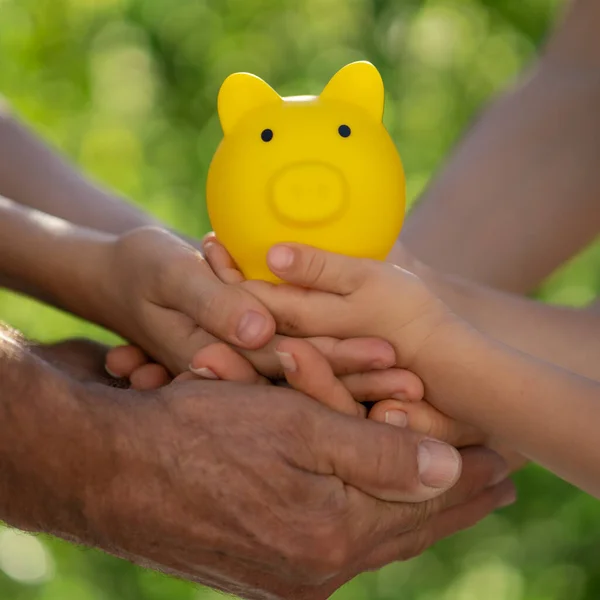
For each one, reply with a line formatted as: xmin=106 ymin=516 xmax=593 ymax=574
xmin=267 ymin=244 xmax=373 ymax=295
xmin=314 ymin=413 xmax=462 ymax=503
xmin=164 ymin=256 xmax=276 ymax=350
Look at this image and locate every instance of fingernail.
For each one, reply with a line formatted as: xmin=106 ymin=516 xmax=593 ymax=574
xmin=268 ymin=246 xmax=295 ymax=271
xmin=105 ymin=365 xmax=122 ymax=379
xmin=237 ymin=310 xmax=268 ymax=345
xmin=276 ymin=350 xmax=297 ymax=373
xmin=418 ymin=439 xmax=461 ymax=489
xmin=189 ymin=366 xmax=219 ymax=379
xmin=385 ymin=410 xmax=407 ymax=427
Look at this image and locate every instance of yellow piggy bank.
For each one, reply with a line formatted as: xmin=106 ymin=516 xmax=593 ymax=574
xmin=206 ymin=61 xmax=405 ymax=283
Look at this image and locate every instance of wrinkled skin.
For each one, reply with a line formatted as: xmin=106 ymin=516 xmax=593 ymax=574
xmin=32 ymin=338 xmax=513 ymax=599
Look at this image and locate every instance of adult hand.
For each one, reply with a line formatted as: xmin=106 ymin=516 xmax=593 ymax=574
xmin=30 ymin=338 xmax=124 ymax=385
xmin=81 ymin=379 xmax=514 ymax=599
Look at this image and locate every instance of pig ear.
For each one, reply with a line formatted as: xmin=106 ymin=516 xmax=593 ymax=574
xmin=320 ymin=61 xmax=384 ymax=122
xmin=217 ymin=73 xmax=282 ymax=135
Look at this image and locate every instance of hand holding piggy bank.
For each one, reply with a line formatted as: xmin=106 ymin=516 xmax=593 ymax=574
xmin=207 ymin=61 xmax=405 ymax=283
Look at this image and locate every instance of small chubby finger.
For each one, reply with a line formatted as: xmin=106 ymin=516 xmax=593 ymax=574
xmin=308 ymin=337 xmax=396 ymax=375
xmin=276 ymin=338 xmax=365 ymax=417
xmin=105 ymin=344 xmax=148 ymax=378
xmin=190 ymin=342 xmax=269 ymax=384
xmin=238 ymin=335 xmax=396 ymax=380
xmin=130 ymin=363 xmax=172 ymax=390
xmin=267 ymin=244 xmax=374 ymax=295
xmin=341 ymin=369 xmax=424 ymax=403
xmin=368 ymin=399 xmax=485 ymax=447
xmin=202 ymin=232 xmax=245 ymax=285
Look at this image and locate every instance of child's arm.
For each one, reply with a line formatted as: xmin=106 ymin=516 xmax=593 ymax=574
xmin=395 ymin=0 xmax=600 ymax=294
xmin=422 ymin=261 xmax=600 ymax=381
xmin=413 ymin=322 xmax=600 ymax=497
xmin=247 ymin=243 xmax=600 ymax=498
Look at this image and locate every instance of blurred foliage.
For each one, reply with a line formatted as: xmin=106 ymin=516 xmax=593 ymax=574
xmin=1 ymin=0 xmax=599 ymax=598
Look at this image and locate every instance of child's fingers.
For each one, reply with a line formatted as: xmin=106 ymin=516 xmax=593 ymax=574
xmin=267 ymin=244 xmax=373 ymax=295
xmin=238 ymin=335 xmax=396 ymax=379
xmin=242 ymin=278 xmax=353 ymax=340
xmin=368 ymin=399 xmax=485 ymax=447
xmin=276 ymin=338 xmax=365 ymax=418
xmin=105 ymin=344 xmax=148 ymax=378
xmin=106 ymin=344 xmax=172 ymax=390
xmin=190 ymin=342 xmax=270 ymax=384
xmin=130 ymin=363 xmax=172 ymax=390
xmin=202 ymin=232 xmax=245 ymax=284
xmin=340 ymin=369 xmax=424 ymax=403
xmin=307 ymin=337 xmax=396 ymax=374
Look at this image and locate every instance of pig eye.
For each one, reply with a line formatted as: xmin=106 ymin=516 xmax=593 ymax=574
xmin=338 ymin=124 xmax=351 ymax=138
xmin=261 ymin=128 xmax=274 ymax=142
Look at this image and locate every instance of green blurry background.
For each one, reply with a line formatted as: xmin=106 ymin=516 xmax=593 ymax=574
xmin=1 ymin=0 xmax=599 ymax=598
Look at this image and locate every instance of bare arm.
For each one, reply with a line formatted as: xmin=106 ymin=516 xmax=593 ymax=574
xmin=395 ymin=0 xmax=600 ymax=293
xmin=0 ymin=109 xmax=201 ymax=296
xmin=0 ymin=196 xmax=113 ymax=319
xmin=416 ymin=323 xmax=600 ymax=498
xmin=0 ymin=110 xmax=161 ymax=234
xmin=419 ymin=264 xmax=600 ymax=380
xmin=0 ymin=325 xmax=115 ymax=537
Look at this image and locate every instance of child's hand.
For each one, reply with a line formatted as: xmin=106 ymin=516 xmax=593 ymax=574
xmin=238 ymin=242 xmax=455 ymax=374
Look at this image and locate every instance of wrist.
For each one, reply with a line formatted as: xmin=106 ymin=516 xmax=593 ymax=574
xmin=387 ymin=240 xmax=441 ymax=292
xmin=0 ymin=343 xmax=126 ymax=545
xmin=0 ymin=199 xmax=117 ymax=322
xmin=409 ymin=314 xmax=486 ymax=422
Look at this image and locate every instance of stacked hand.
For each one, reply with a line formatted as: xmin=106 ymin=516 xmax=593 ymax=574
xmin=31 ymin=230 xmax=520 ymax=599
xmin=105 ymin=232 xmax=503 ymax=455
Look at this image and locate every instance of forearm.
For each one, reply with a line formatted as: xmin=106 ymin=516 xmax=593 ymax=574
xmin=415 ymin=323 xmax=600 ymax=498
xmin=0 ymin=110 xmax=161 ymax=235
xmin=396 ymin=0 xmax=600 ymax=293
xmin=424 ymin=269 xmax=600 ymax=380
xmin=0 ymin=326 xmax=108 ymax=538
xmin=0 ymin=197 xmax=113 ymax=321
